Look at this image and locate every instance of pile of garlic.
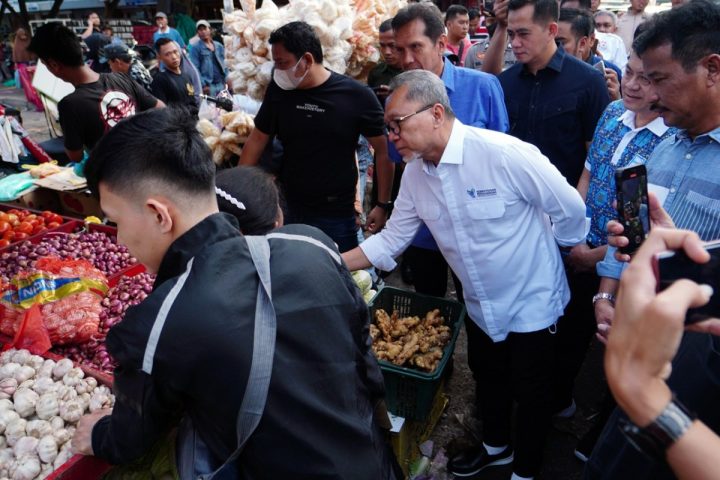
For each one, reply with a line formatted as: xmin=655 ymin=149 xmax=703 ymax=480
xmin=223 ymin=0 xmax=408 ymax=101
xmin=224 ymin=0 xmax=280 ymax=101
xmin=0 ymin=349 xmax=114 ymax=480
xmin=197 ymin=110 xmax=255 ymax=165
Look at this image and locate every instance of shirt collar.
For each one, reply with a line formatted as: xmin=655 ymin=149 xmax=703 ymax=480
xmin=617 ymin=109 xmax=670 ymax=137
xmin=520 ymin=46 xmax=564 ymax=76
xmin=674 ymin=125 xmax=720 ymax=144
xmin=441 ymin=57 xmax=456 ymax=92
xmin=428 ymin=119 xmax=465 ymax=171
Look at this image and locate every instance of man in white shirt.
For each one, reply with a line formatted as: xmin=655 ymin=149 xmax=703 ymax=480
xmin=342 ymin=69 xmax=588 ymax=480
xmin=615 ymin=0 xmax=651 ymax=51
xmin=594 ymin=10 xmax=629 ymax=71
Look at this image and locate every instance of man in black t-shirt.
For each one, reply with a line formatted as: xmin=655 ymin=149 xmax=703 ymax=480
xmin=239 ymin=21 xmax=394 ymax=253
xmin=28 ymin=23 xmax=163 ymax=162
xmin=151 ymin=38 xmax=199 ymax=116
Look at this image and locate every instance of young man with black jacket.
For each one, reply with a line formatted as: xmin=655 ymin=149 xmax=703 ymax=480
xmin=72 ymin=107 xmax=397 ymax=479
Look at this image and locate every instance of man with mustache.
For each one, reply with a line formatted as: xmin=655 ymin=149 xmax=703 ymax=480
xmin=585 ymin=1 xmax=720 ymax=478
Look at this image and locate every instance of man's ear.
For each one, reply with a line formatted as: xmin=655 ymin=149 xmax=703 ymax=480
xmin=146 ymin=198 xmax=174 ymax=234
xmin=578 ymin=36 xmax=591 ymax=58
xmin=704 ymin=53 xmax=720 ymax=86
xmin=548 ymin=21 xmax=559 ymax=37
xmin=302 ymin=52 xmax=315 ymax=67
xmin=437 ymin=33 xmax=448 ymax=53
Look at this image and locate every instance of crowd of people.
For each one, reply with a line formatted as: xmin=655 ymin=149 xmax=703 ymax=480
xmin=4 ymin=0 xmax=720 ymax=478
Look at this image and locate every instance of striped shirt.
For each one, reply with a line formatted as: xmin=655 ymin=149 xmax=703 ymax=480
xmin=597 ymin=126 xmax=720 ymax=278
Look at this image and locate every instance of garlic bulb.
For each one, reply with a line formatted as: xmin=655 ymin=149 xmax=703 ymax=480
xmin=51 ymin=359 xmax=73 ymax=381
xmin=12 ymin=437 xmax=38 ymax=458
xmin=36 ymin=360 xmax=55 ymax=379
xmin=35 ymin=394 xmax=59 ymax=421
xmin=48 ymin=416 xmax=64 ymax=431
xmin=0 ymin=363 xmax=20 ymax=381
xmin=0 ymin=378 xmax=18 ymax=400
xmin=12 ymin=454 xmax=41 ymax=480
xmin=32 ymin=377 xmax=56 ymax=396
xmin=13 ymin=367 xmax=34 ymax=384
xmin=25 ymin=355 xmax=44 ymax=371
xmin=12 ymin=389 xmax=38 ymax=418
xmin=0 ymin=409 xmax=20 ymax=435
xmin=59 ymin=398 xmax=83 ymax=423
xmin=37 ymin=436 xmax=58 ymax=464
xmin=10 ymin=350 xmax=30 ymax=366
xmin=5 ymin=418 xmax=27 ymax=447
xmin=52 ymin=428 xmax=72 ymax=445
xmin=61 ymin=368 xmax=84 ymax=387
xmin=26 ymin=420 xmax=52 ymax=439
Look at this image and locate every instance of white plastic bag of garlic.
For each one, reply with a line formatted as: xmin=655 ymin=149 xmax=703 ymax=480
xmin=223 ymin=0 xmax=408 ymax=101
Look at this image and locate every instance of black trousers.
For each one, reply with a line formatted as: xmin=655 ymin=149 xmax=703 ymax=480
xmin=403 ymin=245 xmax=464 ymax=300
xmin=553 ymin=268 xmax=601 ymax=410
xmin=466 ymin=320 xmax=556 ymax=477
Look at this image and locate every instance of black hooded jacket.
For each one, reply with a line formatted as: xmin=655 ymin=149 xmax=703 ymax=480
xmin=91 ymin=213 xmax=389 ymax=479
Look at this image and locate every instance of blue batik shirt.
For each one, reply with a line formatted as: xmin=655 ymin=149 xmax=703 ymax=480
xmin=598 ymin=126 xmax=720 ymax=278
xmin=585 ymin=100 xmax=675 ymax=247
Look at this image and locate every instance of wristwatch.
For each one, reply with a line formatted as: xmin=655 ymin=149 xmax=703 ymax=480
xmin=376 ymin=201 xmax=393 ymax=212
xmin=619 ymin=396 xmax=695 ymax=460
xmin=592 ymin=292 xmax=616 ymax=306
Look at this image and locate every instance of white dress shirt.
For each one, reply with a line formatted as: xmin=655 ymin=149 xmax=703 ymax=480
xmin=361 ymin=120 xmax=589 ymax=342
xmin=595 ymin=31 xmax=628 ymax=71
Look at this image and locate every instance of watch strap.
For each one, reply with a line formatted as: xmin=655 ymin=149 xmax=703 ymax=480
xmin=593 ymin=292 xmax=616 ymax=306
xmin=620 ymin=396 xmax=695 ymax=460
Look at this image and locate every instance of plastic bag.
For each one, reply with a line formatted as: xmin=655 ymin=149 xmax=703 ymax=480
xmin=2 ymin=304 xmax=52 ymax=355
xmin=0 ymin=257 xmax=108 ymax=346
xmin=0 ymin=172 xmax=36 ymax=201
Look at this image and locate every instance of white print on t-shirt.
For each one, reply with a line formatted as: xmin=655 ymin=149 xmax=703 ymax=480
xmin=101 ymin=91 xmax=137 ymax=128
xmin=296 ymin=103 xmax=325 ymax=113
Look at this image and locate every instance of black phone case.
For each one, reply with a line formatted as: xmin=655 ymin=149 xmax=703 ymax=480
xmin=615 ymin=166 xmax=649 ymax=255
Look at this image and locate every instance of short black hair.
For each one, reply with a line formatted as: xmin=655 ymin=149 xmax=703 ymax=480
xmin=559 ymin=0 xmax=592 ymax=10
xmin=154 ymin=36 xmax=175 ymax=52
xmin=269 ymin=21 xmax=323 ymax=64
xmin=379 ymin=18 xmax=394 ymax=33
xmin=633 ymin=0 xmax=720 ymax=72
xmin=216 ymin=167 xmax=279 ymax=235
xmin=28 ymin=23 xmax=84 ymax=67
xmin=102 ymin=25 xmax=113 ymax=34
xmin=392 ymin=3 xmax=445 ymax=43
xmin=85 ymin=107 xmax=215 ymax=200
xmin=446 ymin=4 xmax=469 ymax=23
xmin=508 ymin=0 xmax=559 ymax=24
xmin=469 ymin=8 xmax=481 ymax=21
xmin=559 ymin=8 xmax=594 ymax=39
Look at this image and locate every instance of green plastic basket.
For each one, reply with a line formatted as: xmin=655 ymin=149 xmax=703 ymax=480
xmin=369 ymin=287 xmax=466 ymax=420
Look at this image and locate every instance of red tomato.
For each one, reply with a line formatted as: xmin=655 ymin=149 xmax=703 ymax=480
xmin=3 ymin=230 xmax=15 ymax=241
xmin=47 ymin=221 xmax=61 ymax=229
xmin=13 ymin=232 xmax=28 ymax=240
xmin=0 ymin=239 xmax=9 ymax=248
xmin=49 ymin=214 xmax=64 ymax=225
xmin=32 ymin=225 xmax=46 ymax=235
xmin=0 ymin=221 xmax=8 ymax=234
xmin=6 ymin=214 xmax=18 ymax=224
xmin=16 ymin=222 xmax=33 ymax=235
xmin=0 ymin=212 xmax=7 ymax=222
xmin=25 ymin=214 xmax=37 ymax=222
xmin=41 ymin=210 xmax=54 ymax=219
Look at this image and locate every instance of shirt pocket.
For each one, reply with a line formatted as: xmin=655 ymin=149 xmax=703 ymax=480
xmin=542 ymin=94 xmax=578 ymax=136
xmin=675 ymin=190 xmax=720 ymax=241
xmin=416 ymin=201 xmax=441 ymax=221
xmin=466 ymin=198 xmax=506 ymax=220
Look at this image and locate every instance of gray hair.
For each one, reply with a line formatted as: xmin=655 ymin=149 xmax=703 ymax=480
xmin=388 ymin=70 xmax=455 ymax=118
xmin=594 ymin=9 xmax=618 ymax=26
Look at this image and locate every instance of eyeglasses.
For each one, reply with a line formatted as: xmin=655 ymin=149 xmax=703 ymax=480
xmin=385 ymin=104 xmax=434 ymax=135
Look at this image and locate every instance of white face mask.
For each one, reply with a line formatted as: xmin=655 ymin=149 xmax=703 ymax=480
xmin=273 ymin=58 xmax=308 ymax=90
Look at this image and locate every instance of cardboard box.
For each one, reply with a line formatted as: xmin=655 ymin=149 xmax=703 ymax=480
xmin=5 ymin=188 xmax=61 ymax=211
xmin=390 ymin=384 xmax=449 ymax=476
xmin=59 ymin=189 xmax=102 ymax=219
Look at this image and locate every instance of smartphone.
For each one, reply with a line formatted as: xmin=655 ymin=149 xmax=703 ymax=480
xmin=615 ymin=164 xmax=650 ymax=255
xmin=656 ymin=240 xmax=720 ymax=323
xmin=593 ymin=60 xmax=606 ymax=74
xmin=483 ymin=0 xmax=495 ymax=14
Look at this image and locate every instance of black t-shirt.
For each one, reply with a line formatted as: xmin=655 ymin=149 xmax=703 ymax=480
xmin=58 ymin=72 xmax=158 ymax=152
xmin=254 ymin=71 xmax=385 ymax=217
xmin=150 ymin=69 xmax=198 ymax=115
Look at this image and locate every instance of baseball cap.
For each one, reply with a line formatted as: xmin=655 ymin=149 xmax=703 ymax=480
xmin=155 ymin=11 xmax=167 ymax=19
xmin=100 ymin=43 xmax=132 ymax=62
xmin=196 ymin=19 xmax=210 ymax=30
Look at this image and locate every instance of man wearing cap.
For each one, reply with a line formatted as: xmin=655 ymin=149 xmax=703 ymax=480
xmin=152 ymin=12 xmax=186 ymax=50
xmin=189 ymin=20 xmax=227 ymax=96
xmin=102 ymin=43 xmax=153 ymax=91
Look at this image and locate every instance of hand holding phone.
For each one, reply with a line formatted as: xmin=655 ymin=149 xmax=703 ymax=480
xmin=615 ymin=165 xmax=650 ymax=255
xmin=657 ymin=240 xmax=720 ymax=324
xmin=593 ymin=60 xmax=606 ymax=75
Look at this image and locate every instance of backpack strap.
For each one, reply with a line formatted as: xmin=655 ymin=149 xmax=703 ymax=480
xmin=199 ymin=234 xmax=276 ymax=479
